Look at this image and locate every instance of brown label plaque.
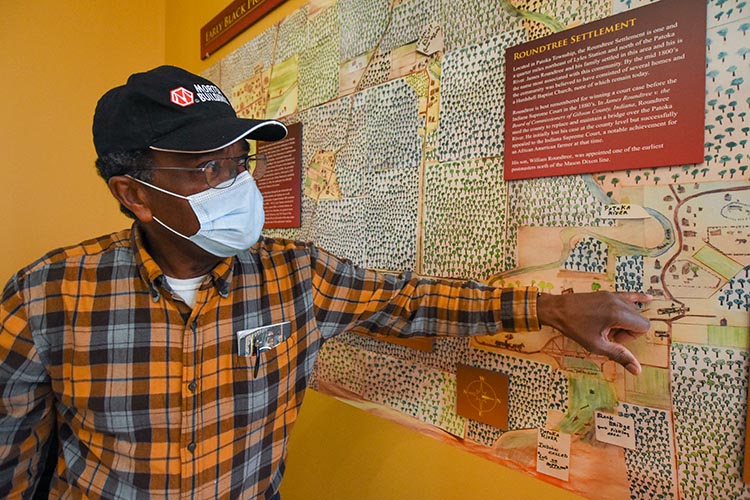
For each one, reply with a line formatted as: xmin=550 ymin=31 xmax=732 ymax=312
xmin=200 ymin=0 xmax=286 ymax=60
xmin=256 ymin=122 xmax=302 ymax=229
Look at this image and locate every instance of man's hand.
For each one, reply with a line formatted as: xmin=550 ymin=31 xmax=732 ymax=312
xmin=536 ymin=291 xmax=652 ymax=376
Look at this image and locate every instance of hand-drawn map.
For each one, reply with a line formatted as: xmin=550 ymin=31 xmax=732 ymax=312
xmin=203 ymin=0 xmax=750 ymax=498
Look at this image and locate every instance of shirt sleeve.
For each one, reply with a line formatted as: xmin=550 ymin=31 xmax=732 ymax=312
xmin=309 ymin=245 xmax=540 ymax=340
xmin=0 ymin=275 xmax=55 ymax=498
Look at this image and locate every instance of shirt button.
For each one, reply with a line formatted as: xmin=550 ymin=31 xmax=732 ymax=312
xmin=187 ymin=442 xmax=196 ymax=453
xmin=188 ymin=380 xmax=197 ymax=392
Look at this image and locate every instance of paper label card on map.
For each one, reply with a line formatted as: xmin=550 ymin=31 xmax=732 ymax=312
xmin=416 ymin=22 xmax=444 ymax=56
xmin=536 ymin=428 xmax=571 ymax=481
xmin=599 ymin=204 xmax=650 ymax=220
xmin=595 ymin=411 xmax=637 ymax=450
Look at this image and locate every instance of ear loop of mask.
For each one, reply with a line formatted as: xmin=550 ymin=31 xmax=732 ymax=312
xmin=126 ymin=175 xmax=194 ymax=240
xmin=127 ymin=175 xmax=190 ymax=199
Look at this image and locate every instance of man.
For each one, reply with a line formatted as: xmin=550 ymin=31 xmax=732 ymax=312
xmin=0 ymin=66 xmax=650 ymax=499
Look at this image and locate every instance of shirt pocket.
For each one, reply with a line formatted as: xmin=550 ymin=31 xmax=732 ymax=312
xmin=232 ymin=332 xmax=298 ymax=424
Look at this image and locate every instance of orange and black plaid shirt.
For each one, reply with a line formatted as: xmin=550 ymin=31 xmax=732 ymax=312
xmin=0 ymin=226 xmax=540 ymax=499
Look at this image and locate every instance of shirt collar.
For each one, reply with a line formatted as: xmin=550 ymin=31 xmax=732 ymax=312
xmin=130 ymin=223 xmax=236 ymax=298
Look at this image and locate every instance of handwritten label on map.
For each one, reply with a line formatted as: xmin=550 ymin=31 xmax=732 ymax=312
xmin=416 ymin=22 xmax=444 ymax=56
xmin=599 ymin=204 xmax=650 ymax=220
xmin=537 ymin=428 xmax=571 ymax=481
xmin=595 ymin=411 xmax=637 ymax=450
xmin=504 ymin=0 xmax=705 ymax=179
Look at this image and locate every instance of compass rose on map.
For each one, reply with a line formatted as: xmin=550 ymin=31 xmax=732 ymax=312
xmin=464 ymin=376 xmax=503 ymax=416
xmin=456 ymin=364 xmax=509 ymax=429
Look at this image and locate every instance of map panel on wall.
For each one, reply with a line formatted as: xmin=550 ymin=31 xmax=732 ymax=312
xmin=202 ymin=0 xmax=750 ymax=498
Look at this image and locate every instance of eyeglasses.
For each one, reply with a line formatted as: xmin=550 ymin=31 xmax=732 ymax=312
xmin=137 ymin=153 xmax=268 ymax=189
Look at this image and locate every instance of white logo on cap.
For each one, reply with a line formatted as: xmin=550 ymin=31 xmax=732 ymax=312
xmin=193 ymin=84 xmax=231 ymax=105
xmin=170 ymin=87 xmax=195 ymax=107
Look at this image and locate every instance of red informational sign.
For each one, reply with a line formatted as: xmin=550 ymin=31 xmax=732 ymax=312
xmin=200 ymin=0 xmax=286 ymax=60
xmin=256 ymin=122 xmax=302 ymax=228
xmin=503 ymin=0 xmax=706 ymax=180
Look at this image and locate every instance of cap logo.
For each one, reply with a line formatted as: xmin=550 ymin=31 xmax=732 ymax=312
xmin=170 ymin=87 xmax=195 ymax=107
xmin=193 ymin=84 xmax=231 ymax=106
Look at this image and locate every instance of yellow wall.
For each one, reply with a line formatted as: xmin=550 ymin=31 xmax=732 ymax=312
xmin=0 ymin=1 xmax=166 ymax=283
xmin=284 ymin=390 xmax=585 ymax=500
xmin=2 ymin=2 xmax=581 ymax=498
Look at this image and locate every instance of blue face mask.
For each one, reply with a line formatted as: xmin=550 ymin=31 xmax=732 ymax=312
xmin=130 ymin=171 xmax=264 ymax=257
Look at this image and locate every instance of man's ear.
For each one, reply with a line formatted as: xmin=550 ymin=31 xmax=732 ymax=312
xmin=108 ymin=176 xmax=153 ymax=223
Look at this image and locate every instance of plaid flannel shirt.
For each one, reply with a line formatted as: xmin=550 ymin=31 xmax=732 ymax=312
xmin=0 ymin=226 xmax=540 ymax=499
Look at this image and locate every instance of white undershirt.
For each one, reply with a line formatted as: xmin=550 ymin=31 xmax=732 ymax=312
xmin=164 ymin=275 xmax=206 ymax=308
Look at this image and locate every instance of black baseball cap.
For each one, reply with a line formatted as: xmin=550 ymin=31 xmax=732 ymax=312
xmin=93 ymin=65 xmax=287 ymax=156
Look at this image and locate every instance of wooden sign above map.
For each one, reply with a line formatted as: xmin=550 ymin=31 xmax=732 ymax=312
xmin=200 ymin=0 xmax=286 ymax=60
